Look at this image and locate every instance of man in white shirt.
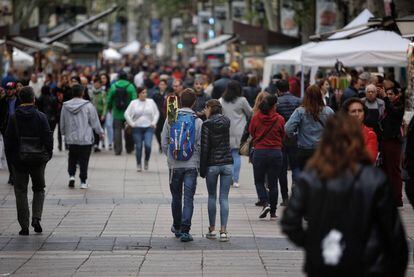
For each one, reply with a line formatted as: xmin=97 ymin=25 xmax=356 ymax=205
xmin=29 ymin=73 xmax=44 ymax=99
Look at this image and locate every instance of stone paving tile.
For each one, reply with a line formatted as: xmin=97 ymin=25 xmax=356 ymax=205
xmin=1 ymin=143 xmax=414 ymax=276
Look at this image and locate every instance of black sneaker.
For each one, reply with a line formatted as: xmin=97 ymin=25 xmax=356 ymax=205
xmin=270 ymin=213 xmax=277 ymax=221
xmin=31 ymin=218 xmax=42 ymax=233
xmin=19 ymin=228 xmax=29 ymax=236
xmin=68 ymin=176 xmax=75 ymax=188
xmin=255 ymin=200 xmax=267 ymax=207
xmin=259 ymin=206 xmax=271 ymax=219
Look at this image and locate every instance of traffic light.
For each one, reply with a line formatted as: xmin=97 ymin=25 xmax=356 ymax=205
xmin=176 ymin=42 xmax=184 ymax=50
xmin=191 ymin=37 xmax=198 ymax=44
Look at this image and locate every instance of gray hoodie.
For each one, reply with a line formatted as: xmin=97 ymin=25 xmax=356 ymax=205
xmin=161 ymin=108 xmax=202 ymax=169
xmin=60 ymin=98 xmax=103 ymax=145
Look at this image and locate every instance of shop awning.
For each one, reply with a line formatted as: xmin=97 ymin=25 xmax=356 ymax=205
xmin=196 ymin=34 xmax=237 ymax=51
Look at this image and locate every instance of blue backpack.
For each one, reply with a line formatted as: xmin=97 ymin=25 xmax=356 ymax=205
xmin=169 ymin=112 xmax=196 ymax=161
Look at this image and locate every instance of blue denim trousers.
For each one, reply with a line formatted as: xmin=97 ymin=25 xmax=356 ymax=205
xmin=169 ymin=168 xmax=198 ymax=233
xmin=252 ymin=149 xmax=283 ymax=213
xmin=132 ymin=127 xmax=154 ymax=165
xmin=279 ymin=144 xmax=300 ymax=200
xmin=231 ymin=148 xmax=241 ymax=183
xmin=205 ymin=164 xmax=233 ymax=229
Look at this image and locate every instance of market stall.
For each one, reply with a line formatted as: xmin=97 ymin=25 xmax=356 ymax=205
xmin=262 ymin=9 xmax=375 ymax=86
xmin=301 ymin=30 xmax=410 ymax=67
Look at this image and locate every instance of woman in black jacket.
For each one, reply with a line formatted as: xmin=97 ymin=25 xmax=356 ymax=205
xmin=281 ymin=112 xmax=407 ymax=277
xmin=200 ymin=99 xmax=233 ymax=242
xmin=36 ymin=86 xmax=58 ymax=134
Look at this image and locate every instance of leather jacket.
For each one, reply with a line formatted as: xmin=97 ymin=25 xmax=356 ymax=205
xmin=281 ymin=165 xmax=408 ymax=276
xmin=200 ymin=113 xmax=233 ymax=178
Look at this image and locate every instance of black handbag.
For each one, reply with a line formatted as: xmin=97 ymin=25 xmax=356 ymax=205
xmin=13 ymin=116 xmax=50 ymax=165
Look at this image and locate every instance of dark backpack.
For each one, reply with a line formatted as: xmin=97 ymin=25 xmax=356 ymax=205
xmin=13 ymin=115 xmax=50 ymax=165
xmin=114 ymin=84 xmax=131 ymax=110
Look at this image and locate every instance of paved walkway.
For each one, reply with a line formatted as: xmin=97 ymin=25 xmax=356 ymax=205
xmin=1 ymin=143 xmax=413 ymax=276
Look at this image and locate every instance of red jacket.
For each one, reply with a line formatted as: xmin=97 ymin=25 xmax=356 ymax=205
xmin=249 ymin=110 xmax=285 ymax=150
xmin=362 ymin=125 xmax=378 ymax=162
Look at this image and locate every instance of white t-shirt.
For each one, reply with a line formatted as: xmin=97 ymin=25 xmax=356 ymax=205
xmin=124 ymin=98 xmax=160 ymax=128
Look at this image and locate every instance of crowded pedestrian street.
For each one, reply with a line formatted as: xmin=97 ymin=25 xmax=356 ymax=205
xmin=0 ymin=143 xmax=413 ymax=276
xmin=0 ymin=144 xmax=301 ymax=276
xmin=2 ymin=0 xmax=414 ymax=276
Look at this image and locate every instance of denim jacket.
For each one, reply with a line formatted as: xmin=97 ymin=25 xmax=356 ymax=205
xmin=285 ymin=106 xmax=334 ymax=149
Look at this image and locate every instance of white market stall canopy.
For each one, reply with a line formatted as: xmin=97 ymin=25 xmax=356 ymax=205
xmin=103 ymin=48 xmax=122 ymax=61
xmin=12 ymin=47 xmax=34 ymax=66
xmin=262 ymin=9 xmax=408 ymax=86
xmin=263 ymin=43 xmax=315 ymax=86
xmin=301 ymin=30 xmax=411 ymax=67
xmin=119 ymin=41 xmax=140 ymax=55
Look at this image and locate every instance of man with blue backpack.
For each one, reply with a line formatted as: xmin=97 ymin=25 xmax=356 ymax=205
xmin=161 ymin=88 xmax=203 ymax=242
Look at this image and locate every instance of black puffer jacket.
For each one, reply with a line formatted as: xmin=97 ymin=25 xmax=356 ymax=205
xmin=281 ymin=165 xmax=408 ymax=277
xmin=200 ymin=113 xmax=233 ymax=178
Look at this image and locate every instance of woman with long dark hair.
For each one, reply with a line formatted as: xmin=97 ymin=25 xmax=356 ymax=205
xmin=281 ymin=113 xmax=407 ymax=276
xmin=219 ymin=80 xmax=252 ymax=187
xmin=249 ymin=94 xmax=285 ymax=219
xmin=285 ymin=85 xmax=334 ymax=170
xmin=200 ymin=99 xmax=233 ymax=241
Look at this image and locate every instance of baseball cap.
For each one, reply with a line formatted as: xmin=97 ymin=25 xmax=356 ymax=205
xmin=5 ymin=82 xmax=16 ymax=89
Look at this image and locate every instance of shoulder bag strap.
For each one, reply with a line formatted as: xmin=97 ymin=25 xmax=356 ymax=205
xmin=254 ymin=118 xmax=278 ymax=144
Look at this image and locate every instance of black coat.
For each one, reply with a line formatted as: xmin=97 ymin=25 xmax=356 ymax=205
xmin=242 ymin=86 xmax=260 ymax=108
xmin=200 ymin=114 xmax=233 ymax=178
xmin=405 ymin=117 xmax=414 ymax=207
xmin=36 ymin=93 xmax=59 ymax=125
xmin=4 ymin=105 xmax=53 ymax=169
xmin=0 ymin=97 xmax=20 ymax=135
xmin=381 ymin=97 xmax=404 ymax=140
xmin=281 ymin=165 xmax=408 ymax=276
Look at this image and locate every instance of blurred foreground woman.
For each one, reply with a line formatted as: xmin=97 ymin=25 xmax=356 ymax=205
xmin=281 ymin=113 xmax=407 ymax=277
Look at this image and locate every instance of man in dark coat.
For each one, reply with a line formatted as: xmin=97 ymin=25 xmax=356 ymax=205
xmin=4 ymin=86 xmax=53 ymax=235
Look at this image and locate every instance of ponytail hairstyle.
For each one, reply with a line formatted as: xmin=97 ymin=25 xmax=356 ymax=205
xmin=259 ymin=94 xmax=278 ymax=114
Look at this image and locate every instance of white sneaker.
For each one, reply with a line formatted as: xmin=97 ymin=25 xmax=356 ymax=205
xmin=219 ymin=232 xmax=229 ymax=242
xmin=233 ymin=182 xmax=239 ymax=188
xmin=206 ymin=228 xmax=217 ymax=239
xmin=80 ymin=183 xmax=88 ymax=189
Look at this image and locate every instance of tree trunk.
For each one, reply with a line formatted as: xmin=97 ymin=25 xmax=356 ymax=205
xmin=12 ymin=0 xmax=40 ymax=29
xmin=245 ymin=0 xmax=253 ymax=25
xmin=300 ymin=0 xmax=316 ymax=42
xmin=394 ymin=0 xmax=414 ymax=17
xmin=366 ymin=0 xmax=385 ymax=17
xmin=161 ymin=17 xmax=172 ymax=58
xmin=263 ymin=0 xmax=278 ymax=31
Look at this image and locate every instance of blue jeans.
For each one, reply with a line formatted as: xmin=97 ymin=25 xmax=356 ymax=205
xmin=132 ymin=127 xmax=154 ymax=165
xmin=206 ymin=164 xmax=233 ymax=229
xmin=279 ymin=144 xmax=300 ymax=200
xmin=253 ymin=149 xmax=283 ymax=213
xmin=169 ymin=168 xmax=198 ymax=233
xmin=231 ymin=148 xmax=241 ymax=183
xmin=104 ymin=112 xmax=113 ymax=145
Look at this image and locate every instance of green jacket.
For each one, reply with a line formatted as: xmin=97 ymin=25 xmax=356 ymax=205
xmin=106 ymin=80 xmax=137 ymax=120
xmin=90 ymin=88 xmax=106 ymax=116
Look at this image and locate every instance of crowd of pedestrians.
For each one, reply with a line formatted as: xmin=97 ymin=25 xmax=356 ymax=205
xmin=0 ymin=60 xmax=412 ymax=275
